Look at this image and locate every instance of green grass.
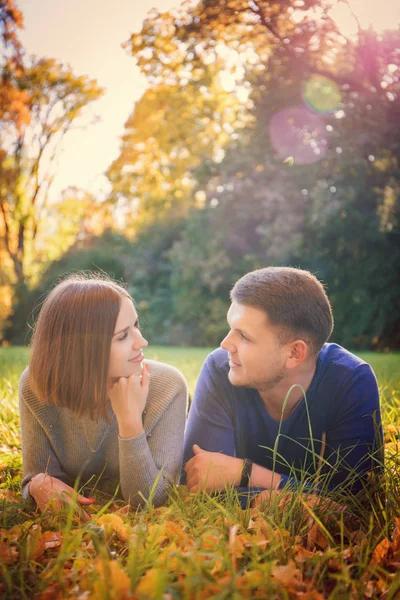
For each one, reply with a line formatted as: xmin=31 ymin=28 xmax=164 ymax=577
xmin=0 ymin=347 xmax=400 ymax=599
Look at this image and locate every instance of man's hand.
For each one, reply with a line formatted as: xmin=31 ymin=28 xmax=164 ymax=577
xmin=184 ymin=444 xmax=244 ymax=493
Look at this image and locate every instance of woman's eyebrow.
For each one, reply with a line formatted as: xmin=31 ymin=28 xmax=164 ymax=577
xmin=113 ymin=319 xmax=139 ymax=337
xmin=113 ymin=326 xmax=129 ymax=337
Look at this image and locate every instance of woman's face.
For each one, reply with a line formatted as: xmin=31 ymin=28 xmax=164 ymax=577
xmin=108 ymin=297 xmax=148 ymax=380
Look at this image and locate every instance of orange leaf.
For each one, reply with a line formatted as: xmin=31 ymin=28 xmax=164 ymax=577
xmin=229 ymin=525 xmax=246 ymax=569
xmin=33 ymin=582 xmax=63 ymax=600
xmin=0 ymin=540 xmax=19 ymax=565
xmin=307 ymin=523 xmax=329 ymax=550
xmin=370 ymin=537 xmax=390 ymax=566
xmin=271 ymin=560 xmax=303 ymax=586
xmin=26 ymin=529 xmax=46 ymax=561
xmin=392 ymin=517 xmax=400 ymax=555
xmin=42 ymin=531 xmax=62 ymax=550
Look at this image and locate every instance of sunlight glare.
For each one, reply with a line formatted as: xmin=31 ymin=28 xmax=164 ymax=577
xmin=330 ymin=0 xmax=400 ymax=37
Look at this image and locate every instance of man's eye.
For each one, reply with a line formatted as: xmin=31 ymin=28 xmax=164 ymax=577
xmin=240 ymin=332 xmax=249 ymax=341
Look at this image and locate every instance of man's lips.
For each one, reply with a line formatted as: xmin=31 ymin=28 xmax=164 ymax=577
xmin=229 ymin=357 xmax=241 ymax=368
xmin=128 ymin=353 xmax=144 ymax=363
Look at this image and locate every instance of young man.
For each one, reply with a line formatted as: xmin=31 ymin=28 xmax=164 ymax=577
xmin=182 ymin=267 xmax=382 ymax=499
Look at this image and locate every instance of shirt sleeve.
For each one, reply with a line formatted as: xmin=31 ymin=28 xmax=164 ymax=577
xmin=278 ymin=363 xmax=383 ymax=494
xmin=180 ymin=353 xmax=236 ymax=484
xmin=19 ymin=383 xmax=69 ymax=500
xmin=118 ymin=374 xmax=188 ymax=509
xmin=322 ymin=363 xmax=382 ymax=492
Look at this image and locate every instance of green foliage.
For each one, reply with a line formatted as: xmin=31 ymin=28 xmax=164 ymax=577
xmin=3 ymin=234 xmax=127 ymax=345
xmin=111 ymin=0 xmax=400 ymax=349
xmin=2 ymin=0 xmax=400 ymax=350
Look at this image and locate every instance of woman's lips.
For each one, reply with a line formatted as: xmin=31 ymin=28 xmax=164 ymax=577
xmin=129 ymin=353 xmax=144 ymax=363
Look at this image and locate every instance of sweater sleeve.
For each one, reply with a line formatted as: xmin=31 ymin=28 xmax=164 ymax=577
xmin=118 ymin=369 xmax=188 ymax=509
xmin=19 ymin=371 xmax=69 ymax=500
xmin=180 ymin=353 xmax=236 ymax=484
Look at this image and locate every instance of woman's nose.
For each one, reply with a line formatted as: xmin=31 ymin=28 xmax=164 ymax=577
xmin=133 ymin=330 xmax=148 ymax=349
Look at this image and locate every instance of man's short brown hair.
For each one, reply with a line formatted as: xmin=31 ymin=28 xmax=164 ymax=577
xmin=29 ymin=272 xmax=132 ymax=421
xmin=231 ymin=267 xmax=333 ymax=354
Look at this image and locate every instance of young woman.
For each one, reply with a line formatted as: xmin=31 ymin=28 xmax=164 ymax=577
xmin=19 ymin=273 xmax=188 ymax=517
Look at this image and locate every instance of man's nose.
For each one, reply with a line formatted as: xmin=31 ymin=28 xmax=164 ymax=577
xmin=220 ymin=331 xmax=234 ymax=351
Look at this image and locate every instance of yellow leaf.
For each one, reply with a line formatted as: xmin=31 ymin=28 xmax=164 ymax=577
xmin=136 ymin=567 xmax=160 ymax=597
xmin=96 ymin=514 xmax=130 ymax=540
xmin=89 ymin=560 xmax=131 ymax=600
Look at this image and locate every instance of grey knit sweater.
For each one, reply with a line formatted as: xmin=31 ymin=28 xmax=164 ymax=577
xmin=19 ymin=360 xmax=188 ymax=509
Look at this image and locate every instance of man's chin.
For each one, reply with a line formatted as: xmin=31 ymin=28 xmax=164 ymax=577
xmin=228 ymin=368 xmax=246 ymax=387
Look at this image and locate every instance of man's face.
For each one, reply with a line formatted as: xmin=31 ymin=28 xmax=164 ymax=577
xmin=220 ymin=301 xmax=290 ymax=390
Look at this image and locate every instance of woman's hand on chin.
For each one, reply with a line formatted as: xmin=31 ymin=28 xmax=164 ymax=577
xmin=108 ymin=364 xmax=150 ymax=438
xmin=29 ymin=473 xmax=95 ymax=521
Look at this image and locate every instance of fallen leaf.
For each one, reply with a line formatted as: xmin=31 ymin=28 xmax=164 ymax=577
xmin=136 ymin=567 xmax=160 ymax=597
xmin=391 ymin=517 xmax=400 ymax=556
xmin=0 ymin=489 xmax=19 ymax=502
xmin=307 ymin=524 xmax=329 ymax=550
xmin=271 ymin=560 xmax=303 ymax=586
xmin=42 ymin=531 xmax=62 ymax=550
xmin=96 ymin=514 xmax=124 ymax=535
xmin=370 ymin=537 xmax=390 ymax=566
xmin=229 ymin=525 xmax=246 ymax=568
xmin=0 ymin=540 xmax=19 ymax=565
xmin=26 ymin=528 xmax=46 ymax=561
xmin=33 ymin=581 xmax=63 ymax=600
xmin=89 ymin=559 xmax=131 ymax=600
xmin=293 ymin=546 xmax=316 ymax=563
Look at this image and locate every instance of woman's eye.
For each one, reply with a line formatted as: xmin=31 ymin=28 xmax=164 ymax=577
xmin=119 ymin=332 xmax=128 ymax=341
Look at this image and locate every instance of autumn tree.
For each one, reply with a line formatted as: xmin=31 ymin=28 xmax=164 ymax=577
xmin=107 ymin=60 xmax=251 ymax=231
xmin=0 ymin=56 xmax=104 ymax=290
xmin=0 ymin=0 xmax=30 ymax=130
xmin=117 ymin=0 xmax=399 ymax=348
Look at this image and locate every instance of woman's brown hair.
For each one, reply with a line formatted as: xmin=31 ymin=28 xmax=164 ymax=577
xmin=29 ymin=272 xmax=132 ymax=421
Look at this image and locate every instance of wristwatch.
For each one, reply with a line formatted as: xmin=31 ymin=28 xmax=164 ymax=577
xmin=240 ymin=458 xmax=253 ymax=488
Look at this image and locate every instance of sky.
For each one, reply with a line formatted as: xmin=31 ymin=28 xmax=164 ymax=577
xmin=17 ymin=0 xmax=400 ymax=203
xmin=17 ymin=0 xmax=182 ymax=201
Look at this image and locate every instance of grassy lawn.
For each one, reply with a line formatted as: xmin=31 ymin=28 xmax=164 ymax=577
xmin=0 ymin=346 xmax=400 ymax=598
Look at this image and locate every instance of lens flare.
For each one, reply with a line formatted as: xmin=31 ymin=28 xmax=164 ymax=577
xmin=269 ymin=106 xmax=328 ymax=165
xmin=303 ymin=75 xmax=342 ymax=114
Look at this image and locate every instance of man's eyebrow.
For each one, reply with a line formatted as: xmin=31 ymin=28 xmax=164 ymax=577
xmin=227 ymin=319 xmax=252 ymax=337
xmin=235 ymin=327 xmax=252 ymax=337
xmin=113 ymin=319 xmax=139 ymax=337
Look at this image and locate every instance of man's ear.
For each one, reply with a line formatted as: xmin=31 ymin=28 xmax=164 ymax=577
xmin=285 ymin=339 xmax=309 ymax=369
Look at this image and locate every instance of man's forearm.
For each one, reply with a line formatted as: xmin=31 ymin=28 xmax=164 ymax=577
xmin=249 ymin=462 xmax=281 ymax=490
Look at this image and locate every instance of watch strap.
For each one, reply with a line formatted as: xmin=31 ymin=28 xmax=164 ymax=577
xmin=239 ymin=458 xmax=253 ymax=488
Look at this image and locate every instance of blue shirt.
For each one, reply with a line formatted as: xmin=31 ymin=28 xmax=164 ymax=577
xmin=182 ymin=343 xmax=382 ymax=494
